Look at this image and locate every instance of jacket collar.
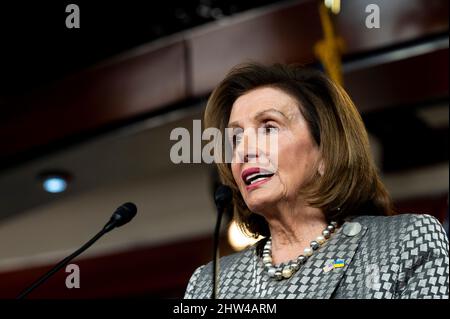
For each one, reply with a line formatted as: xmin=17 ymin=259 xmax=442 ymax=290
xmin=292 ymin=219 xmax=368 ymax=298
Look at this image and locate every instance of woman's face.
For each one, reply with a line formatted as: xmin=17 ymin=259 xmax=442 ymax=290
xmin=228 ymin=86 xmax=322 ymax=214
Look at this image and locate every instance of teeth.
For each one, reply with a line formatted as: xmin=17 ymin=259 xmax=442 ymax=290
xmin=250 ymin=177 xmax=268 ymax=184
xmin=245 ymin=173 xmax=261 ymax=182
xmin=244 ymin=172 xmax=274 ymax=185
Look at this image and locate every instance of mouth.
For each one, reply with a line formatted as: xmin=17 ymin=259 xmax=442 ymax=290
xmin=241 ymin=167 xmax=275 ymax=186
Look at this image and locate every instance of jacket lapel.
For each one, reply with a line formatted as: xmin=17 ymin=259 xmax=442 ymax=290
xmin=294 ymin=221 xmax=368 ymax=299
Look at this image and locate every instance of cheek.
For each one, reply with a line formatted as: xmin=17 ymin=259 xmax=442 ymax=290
xmin=276 ymin=136 xmax=320 ymax=180
xmin=231 ymin=163 xmax=241 ymax=185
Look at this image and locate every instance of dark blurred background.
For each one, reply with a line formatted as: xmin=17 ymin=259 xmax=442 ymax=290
xmin=0 ymin=0 xmax=448 ymax=298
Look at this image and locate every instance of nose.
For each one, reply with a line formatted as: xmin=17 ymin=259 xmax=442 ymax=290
xmin=243 ymin=152 xmax=258 ymax=163
xmin=235 ymin=129 xmax=259 ymax=163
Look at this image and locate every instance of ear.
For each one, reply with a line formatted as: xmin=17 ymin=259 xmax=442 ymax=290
xmin=318 ymin=159 xmax=325 ymax=176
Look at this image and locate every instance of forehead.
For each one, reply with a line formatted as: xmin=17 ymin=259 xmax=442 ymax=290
xmin=229 ymin=86 xmax=299 ymax=122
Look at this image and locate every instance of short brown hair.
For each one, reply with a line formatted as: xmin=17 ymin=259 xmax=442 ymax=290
xmin=204 ymin=63 xmax=394 ymax=237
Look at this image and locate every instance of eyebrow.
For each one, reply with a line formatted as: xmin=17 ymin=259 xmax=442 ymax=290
xmin=227 ymin=108 xmax=289 ymax=128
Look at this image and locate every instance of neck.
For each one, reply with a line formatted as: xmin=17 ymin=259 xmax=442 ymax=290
xmin=264 ymin=202 xmax=327 ymax=265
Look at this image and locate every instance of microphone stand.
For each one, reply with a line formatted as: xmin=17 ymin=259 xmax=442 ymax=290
xmin=17 ymin=227 xmax=108 ymax=299
xmin=212 ymin=204 xmax=225 ymax=300
xmin=16 ymin=202 xmax=136 ymax=299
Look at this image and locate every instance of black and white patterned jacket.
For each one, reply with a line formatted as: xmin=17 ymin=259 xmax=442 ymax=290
xmin=184 ymin=213 xmax=449 ymax=299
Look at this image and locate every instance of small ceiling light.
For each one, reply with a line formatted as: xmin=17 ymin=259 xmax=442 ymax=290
xmin=39 ymin=171 xmax=71 ymax=194
xmin=227 ymin=220 xmax=263 ymax=251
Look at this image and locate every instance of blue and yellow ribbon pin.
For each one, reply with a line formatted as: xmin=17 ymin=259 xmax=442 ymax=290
xmin=323 ymin=259 xmax=345 ymax=273
xmin=333 ymin=259 xmax=345 ymax=268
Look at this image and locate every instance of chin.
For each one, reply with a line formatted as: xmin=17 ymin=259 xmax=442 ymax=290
xmin=242 ymin=188 xmax=279 ymax=213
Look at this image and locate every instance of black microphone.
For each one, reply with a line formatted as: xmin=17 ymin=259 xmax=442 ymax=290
xmin=16 ymin=202 xmax=137 ymax=299
xmin=103 ymin=202 xmax=137 ymax=232
xmin=212 ymin=185 xmax=232 ymax=299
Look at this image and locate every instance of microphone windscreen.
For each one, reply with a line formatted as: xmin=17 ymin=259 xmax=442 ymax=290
xmin=214 ymin=185 xmax=232 ymax=209
xmin=112 ymin=202 xmax=137 ymax=227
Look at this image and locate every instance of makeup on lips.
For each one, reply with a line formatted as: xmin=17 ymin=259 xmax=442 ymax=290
xmin=241 ymin=167 xmax=275 ymax=191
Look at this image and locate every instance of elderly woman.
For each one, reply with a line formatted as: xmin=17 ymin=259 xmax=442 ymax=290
xmin=184 ymin=63 xmax=449 ymax=299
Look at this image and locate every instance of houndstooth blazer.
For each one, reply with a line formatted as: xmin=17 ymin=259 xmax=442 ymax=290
xmin=184 ymin=213 xmax=449 ymax=299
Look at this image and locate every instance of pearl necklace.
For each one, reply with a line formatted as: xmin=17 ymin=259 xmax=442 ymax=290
xmin=262 ymin=221 xmax=338 ymax=280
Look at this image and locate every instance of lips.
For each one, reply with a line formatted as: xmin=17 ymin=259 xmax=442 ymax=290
xmin=241 ymin=167 xmax=275 ymax=186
